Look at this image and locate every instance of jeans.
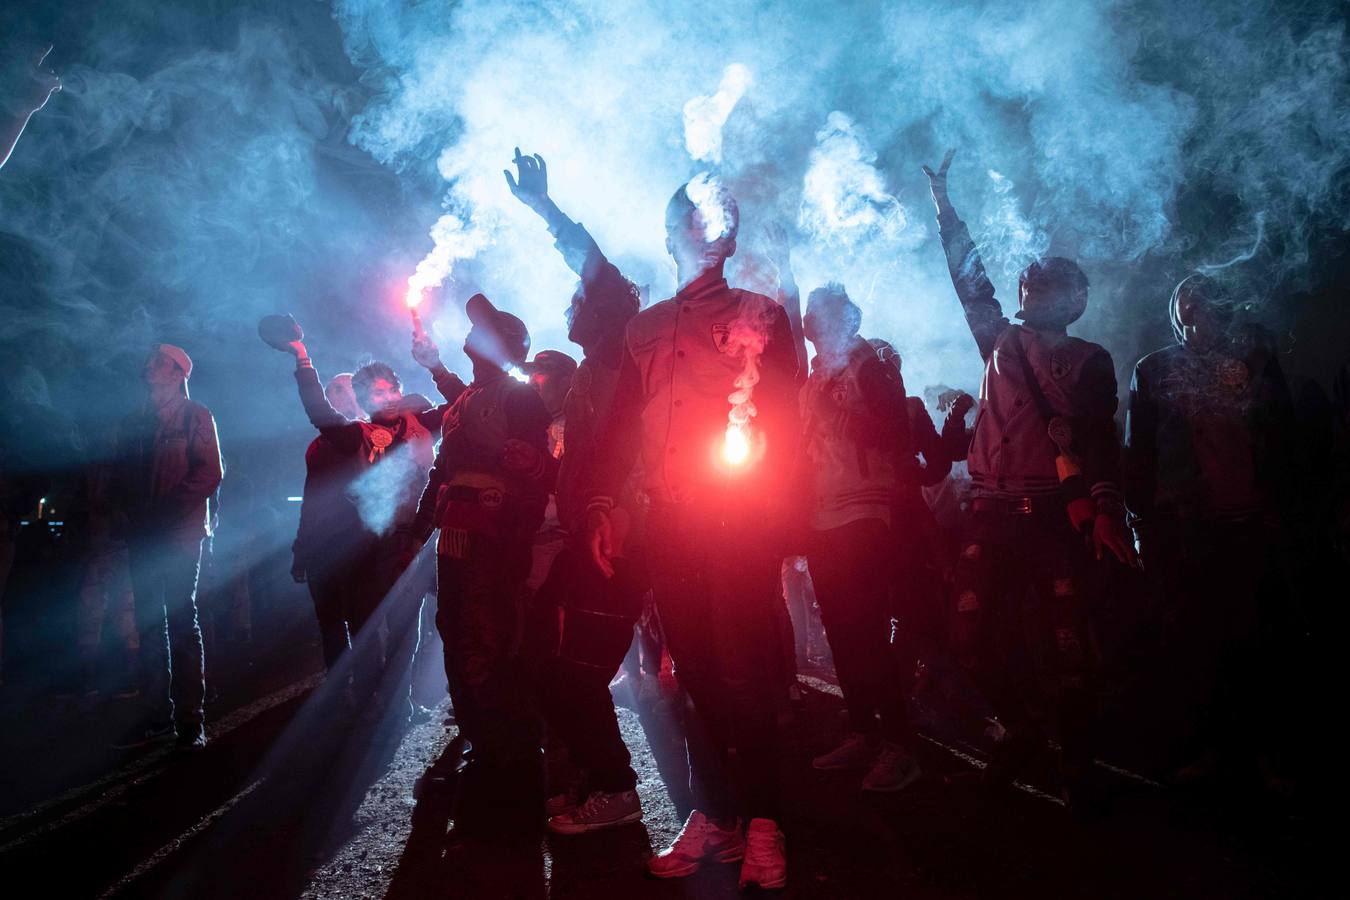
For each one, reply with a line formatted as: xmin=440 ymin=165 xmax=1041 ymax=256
xmin=645 ymin=511 xmax=782 ymax=822
xmin=128 ymin=530 xmax=206 ymax=730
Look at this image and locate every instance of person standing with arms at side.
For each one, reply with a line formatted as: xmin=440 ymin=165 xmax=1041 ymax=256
xmin=112 ymin=345 xmax=222 ymax=751
xmin=585 ymin=177 xmax=800 ymax=890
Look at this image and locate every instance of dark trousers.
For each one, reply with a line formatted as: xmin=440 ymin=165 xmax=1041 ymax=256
xmin=128 ymin=530 xmax=206 ymax=730
xmin=306 ymin=567 xmax=351 ymax=672
xmin=952 ymin=508 xmax=1097 ymax=768
xmin=436 ymin=535 xmax=538 ymax=759
xmin=810 ymin=518 xmax=909 ymax=743
xmin=1141 ymin=516 xmax=1276 ymax=759
xmin=527 ymin=546 xmax=643 ymax=794
xmin=646 ymin=513 xmax=781 ymax=822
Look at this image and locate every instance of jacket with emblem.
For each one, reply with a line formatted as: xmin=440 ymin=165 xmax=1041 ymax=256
xmin=801 ymin=337 xmax=911 ymax=530
xmin=293 ymin=361 xmax=462 ymax=535
xmin=936 ymin=209 xmax=1121 ymax=504
xmin=409 ymin=370 xmax=553 ymax=547
xmin=586 ymin=269 xmax=800 ymax=519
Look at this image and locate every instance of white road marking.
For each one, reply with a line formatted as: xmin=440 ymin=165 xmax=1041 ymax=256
xmin=96 ymin=779 xmax=264 ymax=898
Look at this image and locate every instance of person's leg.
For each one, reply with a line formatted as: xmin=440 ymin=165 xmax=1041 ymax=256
xmin=307 ymin=568 xmax=351 ymax=672
xmin=646 ymin=533 xmax=736 ymax=823
xmin=1026 ymin=517 xmax=1097 ymax=777
xmin=551 ymin=551 xmax=643 ymax=793
xmin=439 ymin=537 xmax=535 ymax=758
xmin=128 ymin=539 xmax=173 ymax=727
xmin=704 ymin=545 xmax=784 ymax=822
xmin=809 ymin=520 xmax=899 ymax=739
xmin=161 ymin=533 xmax=206 ymax=734
xmin=76 ymin=551 xmax=109 ymax=688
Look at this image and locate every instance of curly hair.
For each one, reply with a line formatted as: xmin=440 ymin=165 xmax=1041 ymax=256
xmin=351 ymin=361 xmax=400 ymax=409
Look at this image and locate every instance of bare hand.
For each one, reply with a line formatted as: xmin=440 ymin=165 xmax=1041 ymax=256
xmin=586 ymin=508 xmax=615 ymax=579
xmin=921 ymin=148 xmax=956 ymax=211
xmin=503 ymin=148 xmax=552 ymax=216
xmin=1092 ymin=512 xmax=1137 ymax=566
xmin=411 ymin=333 xmax=441 ymax=369
xmin=286 ymin=339 xmax=308 ymax=360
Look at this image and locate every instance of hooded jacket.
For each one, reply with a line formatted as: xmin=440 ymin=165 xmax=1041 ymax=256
xmin=1124 ymin=281 xmax=1293 ymax=522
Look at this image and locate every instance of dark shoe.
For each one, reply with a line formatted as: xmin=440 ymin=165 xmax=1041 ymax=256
xmin=112 ymin=723 xmax=176 ymax=750
xmin=980 ymin=729 xmax=1042 ymax=794
xmin=176 ymin=724 xmax=208 ymax=752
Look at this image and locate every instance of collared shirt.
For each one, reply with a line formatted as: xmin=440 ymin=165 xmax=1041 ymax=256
xmin=588 ymin=269 xmax=799 ymax=512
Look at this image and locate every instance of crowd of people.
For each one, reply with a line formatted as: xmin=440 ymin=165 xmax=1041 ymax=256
xmin=4 ymin=66 xmax=1348 ymax=891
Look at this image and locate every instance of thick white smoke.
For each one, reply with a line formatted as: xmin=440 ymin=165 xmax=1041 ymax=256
xmin=1 ymin=0 xmax=1346 ymax=435
xmin=332 ymin=0 xmax=1348 ymax=395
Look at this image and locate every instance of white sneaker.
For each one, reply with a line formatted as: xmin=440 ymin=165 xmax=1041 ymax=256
xmin=647 ymin=810 xmax=745 ymax=879
xmin=812 ymin=732 xmax=876 ymax=771
xmin=738 ymin=818 xmax=787 ymax=890
xmin=547 ymin=789 xmax=642 ymax=835
xmin=862 ymin=741 xmax=921 ymax=793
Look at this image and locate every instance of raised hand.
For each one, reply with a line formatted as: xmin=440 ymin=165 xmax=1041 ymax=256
xmin=503 ymin=147 xmax=554 ymax=218
xmin=921 ymin=148 xmax=956 ymax=213
xmin=411 ymin=333 xmax=442 ymax=370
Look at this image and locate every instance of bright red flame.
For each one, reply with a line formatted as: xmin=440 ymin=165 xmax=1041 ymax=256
xmin=722 ymin=423 xmax=750 ymax=466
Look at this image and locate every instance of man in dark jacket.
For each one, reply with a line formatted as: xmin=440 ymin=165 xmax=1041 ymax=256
xmin=1124 ymin=273 xmax=1295 ymax=782
xmin=504 ymin=150 xmax=647 ymax=835
xmin=290 ymin=373 xmax=365 ymax=673
xmin=585 ymin=176 xmax=799 ymax=890
xmin=114 ymin=344 xmax=223 ymax=750
xmin=922 ymin=150 xmax=1133 ymax=812
xmin=278 ymin=331 xmax=464 ymax=716
xmin=403 ymin=294 xmax=553 ymax=770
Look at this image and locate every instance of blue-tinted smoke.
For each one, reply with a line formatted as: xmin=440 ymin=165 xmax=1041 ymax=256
xmin=0 ymin=0 xmax=1346 ymax=432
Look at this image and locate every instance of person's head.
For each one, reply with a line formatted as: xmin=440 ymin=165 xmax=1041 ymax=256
xmin=464 ymin=293 xmax=530 ymax=372
xmin=1016 ymin=257 xmax=1089 ymax=331
xmin=665 ymin=173 xmax=739 ymax=284
xmin=351 ymin=361 xmax=403 ymax=423
xmin=567 ymin=276 xmax=640 ymax=351
xmin=867 ymin=338 xmax=902 ymax=376
xmin=143 ymin=344 xmax=191 ymax=395
xmin=324 ymin=373 xmax=364 ymax=422
xmin=523 ymin=349 xmax=578 ymax=418
xmin=803 ymin=282 xmax=861 ymax=358
xmin=1170 ymin=273 xmax=1235 ymax=352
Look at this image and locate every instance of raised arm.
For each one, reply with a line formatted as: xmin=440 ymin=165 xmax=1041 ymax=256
xmin=922 ymin=149 xmax=1009 ymax=361
xmin=506 ymin=148 xmax=638 ymax=359
xmin=410 ymin=331 xmax=467 ymax=429
xmin=765 ymin=223 xmax=808 ymax=383
xmin=1 ymin=45 xmax=60 ymax=172
xmin=1122 ymin=361 xmax=1158 ymax=522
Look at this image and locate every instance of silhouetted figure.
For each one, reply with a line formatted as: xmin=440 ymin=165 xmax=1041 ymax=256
xmin=585 ymin=176 xmax=799 ymax=889
xmin=112 ymin=345 xmax=222 ymax=751
xmin=924 ymin=149 xmax=1133 ymax=815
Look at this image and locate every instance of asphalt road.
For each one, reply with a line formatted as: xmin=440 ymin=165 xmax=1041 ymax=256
xmin=0 ymin=633 xmax=1323 ymax=900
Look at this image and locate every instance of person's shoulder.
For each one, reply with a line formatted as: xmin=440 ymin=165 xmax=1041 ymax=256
xmin=183 ymin=398 xmax=216 ymax=420
xmin=1134 ymin=343 xmax=1185 ymax=375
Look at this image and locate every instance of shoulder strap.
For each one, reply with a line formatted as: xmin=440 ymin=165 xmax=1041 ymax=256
xmin=1007 ymin=327 xmax=1058 ymax=423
